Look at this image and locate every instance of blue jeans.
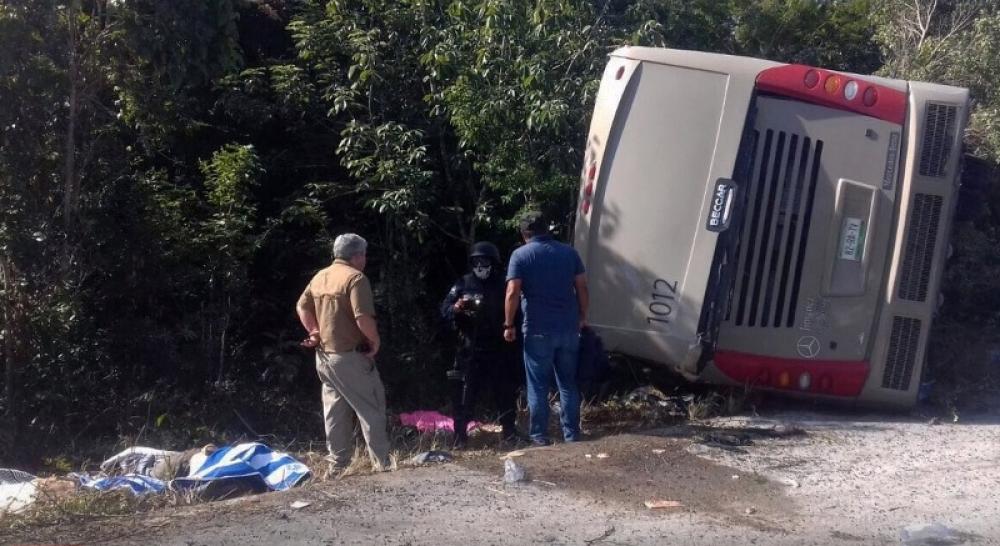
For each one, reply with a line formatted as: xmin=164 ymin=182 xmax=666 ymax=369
xmin=523 ymin=331 xmax=581 ymax=441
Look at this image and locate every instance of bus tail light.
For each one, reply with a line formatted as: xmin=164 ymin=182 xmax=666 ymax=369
xmin=803 ymin=70 xmax=819 ymax=89
xmin=819 ymin=374 xmax=833 ymax=391
xmin=844 ymin=81 xmax=859 ymax=101
xmin=798 ymin=372 xmax=812 ymax=390
xmin=777 ymin=371 xmax=791 ymax=388
xmin=757 ymin=65 xmax=905 ymax=125
xmin=863 ymin=86 xmax=878 ymax=107
xmin=824 ymin=75 xmax=842 ymax=95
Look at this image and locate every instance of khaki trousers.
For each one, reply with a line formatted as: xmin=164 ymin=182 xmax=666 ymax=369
xmin=315 ymin=350 xmax=391 ymax=469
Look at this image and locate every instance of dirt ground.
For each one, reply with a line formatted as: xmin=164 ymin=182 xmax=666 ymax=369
xmin=5 ymin=404 xmax=1000 ymax=545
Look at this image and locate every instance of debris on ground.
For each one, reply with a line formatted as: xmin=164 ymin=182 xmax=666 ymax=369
xmin=698 ymin=431 xmax=754 ymax=452
xmin=595 ymin=453 xmax=609 ymax=459
xmin=584 ymin=385 xmax=688 ymax=429
xmin=0 ymin=468 xmax=37 ymax=514
xmin=627 ymin=386 xmax=670 ymax=404
xmin=173 ymin=442 xmax=310 ymax=497
xmin=76 ymin=442 xmax=310 ymax=500
xmin=900 ymin=523 xmax=967 ymax=545
xmin=290 ymin=500 xmax=311 ymax=509
xmin=73 ymin=474 xmax=168 ymax=495
xmin=0 ymin=468 xmax=37 ymax=484
xmin=399 ymin=410 xmax=480 ymax=434
xmin=499 ymin=450 xmax=525 ymax=459
xmin=102 ymin=446 xmax=195 ymax=480
xmin=766 ymin=424 xmax=806 ymax=438
xmin=781 ymin=477 xmax=800 ymax=488
xmin=409 ymin=451 xmax=454 ymax=465
xmin=503 ymin=459 xmax=527 ymax=483
xmin=644 ymin=499 xmax=683 ymax=509
xmin=36 ymin=476 xmax=77 ymax=500
xmin=100 ymin=444 xmax=218 ymax=481
xmin=691 ymin=423 xmax=806 ymax=453
xmin=2 ymin=471 xmax=84 ymax=514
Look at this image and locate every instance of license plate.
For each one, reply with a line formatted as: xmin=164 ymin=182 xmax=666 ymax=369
xmin=839 ymin=217 xmax=866 ymax=261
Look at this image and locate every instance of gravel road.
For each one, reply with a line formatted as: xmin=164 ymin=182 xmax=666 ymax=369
xmin=9 ymin=406 xmax=1000 ymax=545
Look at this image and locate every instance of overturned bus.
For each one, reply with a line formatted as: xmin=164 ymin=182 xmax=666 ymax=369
xmin=573 ymin=47 xmax=969 ymax=407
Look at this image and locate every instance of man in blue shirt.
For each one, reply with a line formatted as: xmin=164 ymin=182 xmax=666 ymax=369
xmin=504 ymin=211 xmax=589 ymax=445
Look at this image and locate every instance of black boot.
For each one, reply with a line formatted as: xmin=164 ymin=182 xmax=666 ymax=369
xmin=501 ymin=425 xmax=528 ymax=445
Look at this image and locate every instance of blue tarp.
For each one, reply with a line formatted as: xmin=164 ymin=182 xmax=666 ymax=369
xmin=75 ymin=474 xmax=167 ymax=495
xmin=77 ymin=442 xmax=310 ymax=496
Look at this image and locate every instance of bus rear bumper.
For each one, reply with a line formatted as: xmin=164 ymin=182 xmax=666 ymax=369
xmin=708 ymin=350 xmax=869 ymax=398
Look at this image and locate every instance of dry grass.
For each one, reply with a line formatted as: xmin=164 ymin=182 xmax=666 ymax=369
xmin=582 ymin=399 xmax=681 ymax=431
xmin=0 ymin=484 xmax=200 ymax=535
xmin=686 ymin=388 xmax=750 ymax=421
xmin=294 ymin=420 xmax=495 ymax=482
xmin=581 ymin=384 xmax=751 ymax=430
xmin=4 ymin=387 xmax=744 ymax=535
xmin=5 ymin=416 xmax=504 ymax=533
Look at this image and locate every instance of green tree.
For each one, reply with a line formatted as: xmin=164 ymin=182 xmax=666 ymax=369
xmin=284 ymin=0 xmax=674 ymax=400
xmin=5 ymin=0 xmax=994 ymax=460
xmin=198 ymin=143 xmax=264 ymax=382
xmin=873 ymin=0 xmax=1000 ymax=163
xmin=0 ymin=0 xmax=258 ymax=458
xmin=0 ymin=0 xmax=126 ymax=452
xmin=729 ymin=0 xmax=881 ymax=72
xmin=875 ymin=0 xmax=1000 ymax=394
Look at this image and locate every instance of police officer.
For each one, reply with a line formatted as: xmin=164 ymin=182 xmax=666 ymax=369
xmin=441 ymin=241 xmax=522 ymax=448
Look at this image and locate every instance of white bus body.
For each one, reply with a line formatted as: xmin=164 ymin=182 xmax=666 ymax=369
xmin=574 ymin=47 xmax=969 ymax=407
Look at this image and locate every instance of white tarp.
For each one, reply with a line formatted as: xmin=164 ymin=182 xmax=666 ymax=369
xmin=0 ymin=468 xmax=38 ymax=514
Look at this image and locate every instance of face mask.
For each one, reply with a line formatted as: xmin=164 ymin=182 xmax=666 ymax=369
xmin=472 ymin=263 xmax=492 ymax=280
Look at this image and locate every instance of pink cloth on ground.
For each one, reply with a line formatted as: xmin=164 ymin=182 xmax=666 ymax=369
xmin=399 ymin=410 xmax=479 ymax=433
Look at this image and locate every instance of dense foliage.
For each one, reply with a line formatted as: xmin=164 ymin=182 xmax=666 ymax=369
xmin=1 ymin=0 xmax=998 ymax=462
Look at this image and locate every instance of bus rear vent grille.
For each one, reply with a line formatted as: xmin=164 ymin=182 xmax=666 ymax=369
xmin=882 ymin=316 xmax=922 ymax=391
xmin=919 ymin=103 xmax=956 ymax=177
xmin=726 ymin=129 xmax=823 ymax=328
xmin=898 ymin=194 xmax=942 ymax=301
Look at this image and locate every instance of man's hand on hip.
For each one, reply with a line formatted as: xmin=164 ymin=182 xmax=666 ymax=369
xmin=301 ymin=332 xmax=320 ymax=348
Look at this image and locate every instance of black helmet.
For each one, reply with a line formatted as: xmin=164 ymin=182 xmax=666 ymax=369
xmin=468 ymin=241 xmax=500 ymax=263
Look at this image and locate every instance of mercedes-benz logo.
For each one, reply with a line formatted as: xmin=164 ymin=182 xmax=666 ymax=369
xmin=796 ymin=335 xmax=821 ymax=359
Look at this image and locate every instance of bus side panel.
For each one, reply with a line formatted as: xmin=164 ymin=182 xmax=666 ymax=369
xmin=860 ymin=83 xmax=970 ymax=407
xmin=580 ymin=63 xmax=729 ymax=365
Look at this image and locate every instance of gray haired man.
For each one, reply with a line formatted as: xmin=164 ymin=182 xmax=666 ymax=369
xmin=296 ymin=233 xmax=391 ymax=471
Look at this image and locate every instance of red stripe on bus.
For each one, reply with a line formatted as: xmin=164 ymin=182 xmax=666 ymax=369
xmin=756 ymin=64 xmax=906 ymax=125
xmin=714 ymin=350 xmax=869 ymax=397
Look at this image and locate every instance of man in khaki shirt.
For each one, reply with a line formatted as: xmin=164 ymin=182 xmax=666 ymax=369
xmin=297 ymin=233 xmax=391 ymax=471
